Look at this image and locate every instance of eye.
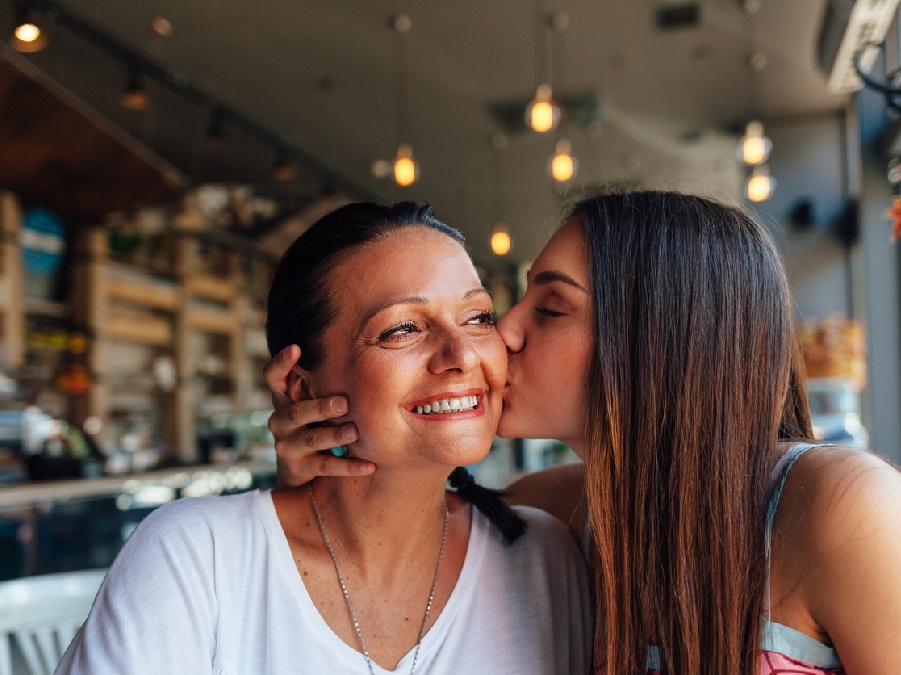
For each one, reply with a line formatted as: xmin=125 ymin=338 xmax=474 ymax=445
xmin=535 ymin=307 xmax=565 ymax=318
xmin=467 ymin=310 xmax=498 ymax=327
xmin=378 ymin=320 xmax=420 ymax=342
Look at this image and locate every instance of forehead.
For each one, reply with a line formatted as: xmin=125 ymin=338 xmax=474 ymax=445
xmin=329 ymin=226 xmax=478 ymax=296
xmin=533 ymin=218 xmax=588 ymax=279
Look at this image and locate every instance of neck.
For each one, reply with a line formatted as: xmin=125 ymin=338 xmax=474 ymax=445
xmin=310 ymin=466 xmax=450 ymax=576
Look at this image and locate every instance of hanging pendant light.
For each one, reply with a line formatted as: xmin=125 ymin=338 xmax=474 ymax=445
xmin=746 ymin=164 xmax=776 ymax=202
xmin=490 ymin=223 xmax=512 ymax=256
xmin=549 ymin=139 xmax=578 ymax=182
xmin=526 ymin=84 xmax=561 ymax=133
xmin=272 ymin=153 xmax=296 ymax=182
xmin=737 ymin=120 xmax=772 ymax=166
xmin=10 ymin=3 xmax=49 ymax=53
xmin=488 ymin=140 xmax=512 ymax=256
xmin=393 ymin=143 xmax=419 ymax=187
xmin=391 ymin=15 xmax=420 ymax=186
xmin=120 ymin=69 xmax=151 ymax=110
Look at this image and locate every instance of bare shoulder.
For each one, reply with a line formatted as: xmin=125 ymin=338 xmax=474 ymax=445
xmin=778 ymin=446 xmax=901 ymax=555
xmin=786 ymin=446 xmax=901 ymax=531
xmin=504 ymin=462 xmax=585 ymax=535
xmin=779 ymin=446 xmax=901 ymax=672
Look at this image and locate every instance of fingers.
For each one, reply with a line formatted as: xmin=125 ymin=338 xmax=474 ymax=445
xmin=264 ymin=345 xmax=300 ymax=407
xmin=268 ymin=397 xmax=352 ymax=439
xmin=272 ymin=416 xmax=358 ymax=453
xmin=277 ymin=453 xmax=376 ymax=487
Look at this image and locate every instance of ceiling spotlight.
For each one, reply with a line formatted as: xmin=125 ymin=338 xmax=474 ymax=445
xmin=549 ymin=139 xmax=578 ymax=183
xmin=11 ymin=5 xmax=49 ymax=53
xmin=370 ymin=159 xmax=393 ymax=179
xmin=392 ymin=13 xmax=412 ymax=34
xmin=393 ymin=143 xmax=419 ymax=187
xmin=272 ymin=154 xmax=296 ymax=182
xmin=525 ymin=84 xmax=561 ymax=133
xmin=489 ymin=132 xmax=509 ymax=151
xmin=120 ymin=70 xmax=151 ymax=110
xmin=737 ymin=120 xmax=772 ymax=165
xmin=746 ymin=164 xmax=776 ymax=202
xmin=747 ymin=50 xmax=768 ymax=72
xmin=490 ymin=223 xmax=512 ymax=256
xmin=151 ymin=17 xmax=173 ymax=37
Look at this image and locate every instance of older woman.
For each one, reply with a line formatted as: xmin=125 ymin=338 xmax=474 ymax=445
xmin=56 ymin=203 xmax=591 ymax=674
xmin=268 ymin=191 xmax=901 ymax=674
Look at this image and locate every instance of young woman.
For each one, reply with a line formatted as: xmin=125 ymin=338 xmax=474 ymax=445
xmin=57 ymin=203 xmax=591 ymax=674
xmin=266 ymin=191 xmax=901 ymax=674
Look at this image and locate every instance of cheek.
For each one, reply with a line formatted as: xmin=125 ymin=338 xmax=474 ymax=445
xmin=483 ymin=335 xmax=508 ymax=388
xmin=340 ymin=355 xmax=406 ymax=431
xmin=556 ymin=336 xmax=591 ymax=400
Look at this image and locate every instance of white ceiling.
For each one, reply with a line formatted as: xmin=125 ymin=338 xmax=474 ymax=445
xmin=2 ymin=0 xmax=847 ymax=266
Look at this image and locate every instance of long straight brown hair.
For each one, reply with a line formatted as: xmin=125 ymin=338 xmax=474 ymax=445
xmin=574 ymin=191 xmax=812 ymax=674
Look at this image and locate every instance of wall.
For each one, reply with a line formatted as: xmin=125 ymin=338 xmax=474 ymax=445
xmin=752 ymin=114 xmax=852 ymax=321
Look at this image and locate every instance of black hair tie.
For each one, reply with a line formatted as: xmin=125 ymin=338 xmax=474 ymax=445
xmin=447 ymin=467 xmax=527 ymax=544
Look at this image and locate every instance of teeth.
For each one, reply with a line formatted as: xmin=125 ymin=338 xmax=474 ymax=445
xmin=413 ymin=395 xmax=480 ymax=415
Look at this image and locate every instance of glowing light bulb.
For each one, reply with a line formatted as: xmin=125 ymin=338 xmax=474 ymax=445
xmin=737 ymin=120 xmax=772 ymax=166
xmin=121 ymin=73 xmax=151 ymax=110
xmin=15 ymin=23 xmax=40 ymax=43
xmin=746 ymin=165 xmax=776 ymax=202
xmin=393 ymin=144 xmax=419 ymax=186
xmin=549 ymin=139 xmax=578 ymax=182
xmin=11 ymin=18 xmax=49 ymax=53
xmin=490 ymin=223 xmax=512 ymax=256
xmin=525 ymin=84 xmax=561 ymax=133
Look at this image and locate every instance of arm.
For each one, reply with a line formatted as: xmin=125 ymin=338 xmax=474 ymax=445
xmin=56 ymin=502 xmax=219 ymax=674
xmin=504 ymin=462 xmax=586 ymax=536
xmin=265 ymin=345 xmax=374 ymax=485
xmin=795 ymin=449 xmax=901 ymax=673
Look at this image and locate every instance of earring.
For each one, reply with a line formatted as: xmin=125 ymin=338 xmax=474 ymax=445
xmin=330 ymin=445 xmax=348 ymax=458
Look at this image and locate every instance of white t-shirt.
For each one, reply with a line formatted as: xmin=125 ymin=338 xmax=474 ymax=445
xmin=57 ymin=489 xmax=592 ymax=674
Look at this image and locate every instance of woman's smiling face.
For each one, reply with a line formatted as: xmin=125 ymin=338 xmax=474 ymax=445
xmin=496 ymin=219 xmax=593 ymax=455
xmin=300 ymin=226 xmax=506 ymax=468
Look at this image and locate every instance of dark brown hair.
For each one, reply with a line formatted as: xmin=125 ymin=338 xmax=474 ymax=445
xmin=573 ymin=191 xmax=812 ymax=674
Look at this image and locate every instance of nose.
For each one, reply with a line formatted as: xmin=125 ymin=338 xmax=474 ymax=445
xmin=497 ymin=301 xmax=525 ymax=354
xmin=429 ymin=328 xmax=481 ymax=374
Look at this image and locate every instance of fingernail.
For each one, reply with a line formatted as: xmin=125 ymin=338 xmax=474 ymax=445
xmin=332 ymin=397 xmax=348 ymax=414
xmin=342 ymin=424 xmax=357 ymax=440
xmin=357 ymin=463 xmax=376 ymax=475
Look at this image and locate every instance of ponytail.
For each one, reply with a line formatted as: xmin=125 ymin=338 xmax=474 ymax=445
xmin=448 ymin=467 xmax=527 ymax=544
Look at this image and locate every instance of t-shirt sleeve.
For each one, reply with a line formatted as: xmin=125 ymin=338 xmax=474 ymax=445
xmin=556 ymin=514 xmax=593 ymax=673
xmin=55 ymin=499 xmax=219 ymax=675
xmin=517 ymin=505 xmax=594 ymax=674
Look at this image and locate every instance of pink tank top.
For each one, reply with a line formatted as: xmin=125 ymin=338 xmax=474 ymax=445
xmin=756 ymin=443 xmax=843 ymax=674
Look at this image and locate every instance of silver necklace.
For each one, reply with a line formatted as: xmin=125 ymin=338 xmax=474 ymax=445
xmin=309 ymin=483 xmax=448 ymax=675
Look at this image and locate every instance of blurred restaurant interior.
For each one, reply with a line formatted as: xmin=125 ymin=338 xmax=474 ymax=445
xmin=0 ymin=0 xmax=899 ymax=605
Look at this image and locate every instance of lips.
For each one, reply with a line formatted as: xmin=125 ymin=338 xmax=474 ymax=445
xmin=407 ymin=388 xmax=485 ymax=418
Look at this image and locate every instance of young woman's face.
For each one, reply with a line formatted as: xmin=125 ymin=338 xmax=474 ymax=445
xmin=496 ymin=219 xmax=593 ymax=455
xmin=301 ymin=227 xmax=506 ymax=469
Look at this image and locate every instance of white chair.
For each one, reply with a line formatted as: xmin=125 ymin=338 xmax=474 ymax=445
xmin=0 ymin=570 xmax=105 ymax=675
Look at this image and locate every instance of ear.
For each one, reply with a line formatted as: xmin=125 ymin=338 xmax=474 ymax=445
xmin=287 ymin=365 xmax=318 ymax=403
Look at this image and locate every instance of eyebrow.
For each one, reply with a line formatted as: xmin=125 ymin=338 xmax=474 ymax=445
xmin=360 ymin=287 xmax=491 ymax=327
xmin=531 ymin=270 xmax=588 ymax=293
